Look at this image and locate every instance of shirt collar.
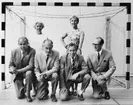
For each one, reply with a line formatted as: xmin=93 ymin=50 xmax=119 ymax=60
xmin=44 ymin=51 xmax=52 ymax=57
xmin=20 ymin=50 xmax=27 ymax=54
xmin=95 ymin=49 xmax=103 ymax=55
xmin=69 ymin=54 xmax=76 ymax=60
xmin=20 ymin=46 xmax=30 ymax=54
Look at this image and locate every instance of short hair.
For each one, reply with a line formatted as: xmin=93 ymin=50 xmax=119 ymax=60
xmin=34 ymin=22 xmax=44 ymax=29
xmin=18 ymin=37 xmax=29 ymax=44
xmin=42 ymin=38 xmax=53 ymax=46
xmin=96 ymin=37 xmax=104 ymax=45
xmin=68 ymin=43 xmax=78 ymax=50
xmin=70 ymin=15 xmax=79 ymax=24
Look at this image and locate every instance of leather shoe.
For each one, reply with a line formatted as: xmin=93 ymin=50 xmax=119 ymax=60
xmin=50 ymin=94 xmax=57 ymax=102
xmin=32 ymin=91 xmax=37 ymax=97
xmin=104 ymin=91 xmax=110 ymax=100
xmin=78 ymin=94 xmax=84 ymax=101
xmin=26 ymin=96 xmax=32 ymax=102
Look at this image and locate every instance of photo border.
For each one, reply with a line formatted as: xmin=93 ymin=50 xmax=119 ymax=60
xmin=0 ymin=2 xmax=131 ymax=89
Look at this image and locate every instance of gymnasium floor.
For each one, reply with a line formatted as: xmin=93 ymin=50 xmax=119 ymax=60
xmin=0 ymin=77 xmax=133 ymax=105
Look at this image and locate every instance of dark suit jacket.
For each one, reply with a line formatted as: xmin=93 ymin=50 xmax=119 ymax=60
xmin=9 ymin=46 xmax=36 ymax=81
xmin=60 ymin=54 xmax=88 ymax=88
xmin=87 ymin=49 xmax=116 ymax=80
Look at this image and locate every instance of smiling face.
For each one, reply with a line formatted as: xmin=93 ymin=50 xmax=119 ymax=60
xmin=70 ymin=16 xmax=79 ymax=28
xmin=68 ymin=43 xmax=78 ymax=58
xmin=35 ymin=23 xmax=43 ymax=32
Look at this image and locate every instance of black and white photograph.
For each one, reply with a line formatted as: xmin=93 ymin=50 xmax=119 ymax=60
xmin=0 ymin=0 xmax=133 ymax=105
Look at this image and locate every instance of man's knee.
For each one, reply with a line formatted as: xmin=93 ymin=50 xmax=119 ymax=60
xmin=59 ymin=92 xmax=68 ymax=101
xmin=26 ymin=70 xmax=32 ymax=77
xmin=52 ymin=73 xmax=58 ymax=79
xmin=93 ymin=92 xmax=102 ymax=99
xmin=17 ymin=88 xmax=25 ymax=99
xmin=17 ymin=94 xmax=24 ymax=99
xmin=36 ymin=89 xmax=49 ymax=100
xmin=83 ymin=74 xmax=91 ymax=80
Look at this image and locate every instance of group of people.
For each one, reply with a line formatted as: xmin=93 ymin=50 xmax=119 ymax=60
xmin=9 ymin=15 xmax=116 ymax=102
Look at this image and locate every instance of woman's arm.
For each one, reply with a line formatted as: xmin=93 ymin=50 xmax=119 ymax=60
xmin=61 ymin=33 xmax=68 ymax=49
xmin=77 ymin=31 xmax=85 ymax=54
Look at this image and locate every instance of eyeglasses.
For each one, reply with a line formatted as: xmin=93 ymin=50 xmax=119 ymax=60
xmin=92 ymin=43 xmax=101 ymax=46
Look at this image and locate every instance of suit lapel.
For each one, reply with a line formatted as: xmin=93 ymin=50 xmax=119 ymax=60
xmin=12 ymin=49 xmax=21 ymax=81
xmin=47 ymin=55 xmax=52 ymax=69
xmin=67 ymin=55 xmax=71 ymax=69
xmin=42 ymin=52 xmax=47 ymax=69
xmin=94 ymin=53 xmax=99 ymax=65
xmin=17 ymin=49 xmax=22 ymax=68
xmin=74 ymin=55 xmax=79 ymax=70
xmin=65 ymin=54 xmax=71 ymax=81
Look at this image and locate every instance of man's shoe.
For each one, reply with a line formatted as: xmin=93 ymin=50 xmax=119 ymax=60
xmin=26 ymin=96 xmax=32 ymax=102
xmin=32 ymin=90 xmax=37 ymax=97
xmin=78 ymin=94 xmax=84 ymax=101
xmin=104 ymin=91 xmax=110 ymax=100
xmin=50 ymin=94 xmax=57 ymax=102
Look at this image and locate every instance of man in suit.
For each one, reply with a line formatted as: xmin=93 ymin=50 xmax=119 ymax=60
xmin=35 ymin=38 xmax=59 ymax=102
xmin=59 ymin=43 xmax=91 ymax=101
xmin=9 ymin=37 xmax=36 ymax=102
xmin=87 ymin=37 xmax=116 ymax=100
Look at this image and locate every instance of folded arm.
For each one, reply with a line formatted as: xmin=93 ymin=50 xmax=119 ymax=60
xmin=61 ymin=33 xmax=68 ymax=49
xmin=17 ymin=50 xmax=36 ymax=73
xmin=103 ymin=54 xmax=116 ymax=80
xmin=86 ymin=57 xmax=98 ymax=80
xmin=77 ymin=56 xmax=88 ymax=76
xmin=43 ymin=53 xmax=59 ymax=76
xmin=9 ymin=51 xmax=17 ymax=74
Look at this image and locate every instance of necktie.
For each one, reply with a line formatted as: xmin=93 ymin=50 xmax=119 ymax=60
xmin=72 ymin=57 xmax=75 ymax=71
xmin=98 ymin=52 xmax=100 ymax=61
xmin=21 ymin=51 xmax=26 ymax=67
xmin=21 ymin=51 xmax=26 ymax=59
xmin=46 ymin=54 xmax=49 ymax=64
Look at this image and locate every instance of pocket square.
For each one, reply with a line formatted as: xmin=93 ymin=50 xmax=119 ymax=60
xmin=103 ymin=60 xmax=106 ymax=62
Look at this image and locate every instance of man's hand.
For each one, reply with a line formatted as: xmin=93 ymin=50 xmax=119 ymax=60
xmin=9 ymin=66 xmax=16 ymax=74
xmin=97 ymin=75 xmax=105 ymax=81
xmin=42 ymin=71 xmax=51 ymax=79
xmin=37 ymin=74 xmax=44 ymax=82
xmin=70 ymin=73 xmax=79 ymax=80
xmin=96 ymin=75 xmax=106 ymax=85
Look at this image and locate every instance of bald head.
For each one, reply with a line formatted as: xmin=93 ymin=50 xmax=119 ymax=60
xmin=43 ymin=38 xmax=53 ymax=45
xmin=18 ymin=37 xmax=29 ymax=44
xmin=18 ymin=37 xmax=29 ymax=52
xmin=42 ymin=38 xmax=53 ymax=54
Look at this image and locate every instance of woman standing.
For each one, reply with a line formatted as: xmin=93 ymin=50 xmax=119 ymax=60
xmin=61 ymin=15 xmax=85 ymax=96
xmin=61 ymin=15 xmax=85 ymax=55
xmin=28 ymin=22 xmax=49 ymax=53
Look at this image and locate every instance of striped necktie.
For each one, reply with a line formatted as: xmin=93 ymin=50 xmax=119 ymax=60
xmin=72 ymin=57 xmax=75 ymax=71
